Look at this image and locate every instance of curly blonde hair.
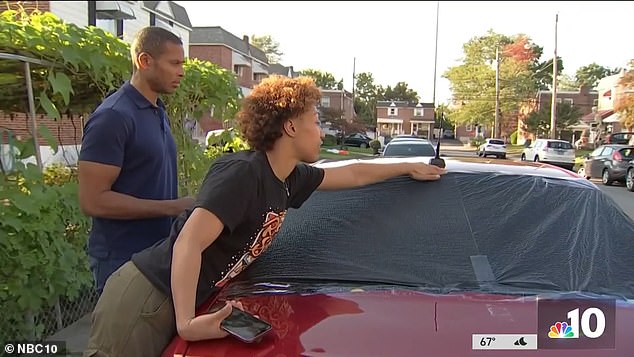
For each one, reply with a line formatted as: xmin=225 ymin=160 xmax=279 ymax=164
xmin=236 ymin=75 xmax=322 ymax=151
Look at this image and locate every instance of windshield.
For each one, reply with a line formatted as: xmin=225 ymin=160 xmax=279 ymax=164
xmin=383 ymin=143 xmax=435 ymax=157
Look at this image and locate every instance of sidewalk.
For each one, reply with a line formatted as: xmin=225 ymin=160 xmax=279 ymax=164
xmin=47 ymin=313 xmax=91 ymax=355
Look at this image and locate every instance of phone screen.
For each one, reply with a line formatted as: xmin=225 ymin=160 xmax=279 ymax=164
xmin=220 ymin=307 xmax=272 ymax=343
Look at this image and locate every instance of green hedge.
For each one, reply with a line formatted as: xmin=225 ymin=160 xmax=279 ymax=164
xmin=0 ymin=164 xmax=91 ymax=342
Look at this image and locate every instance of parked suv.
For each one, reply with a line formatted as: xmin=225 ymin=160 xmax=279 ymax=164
xmin=476 ymin=138 xmax=507 ymax=159
xmin=521 ymin=139 xmax=575 ymax=170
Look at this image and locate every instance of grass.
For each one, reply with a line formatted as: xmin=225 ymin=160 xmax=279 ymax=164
xmin=322 ymin=145 xmax=375 ymax=155
xmin=319 ymin=146 xmax=376 ymax=161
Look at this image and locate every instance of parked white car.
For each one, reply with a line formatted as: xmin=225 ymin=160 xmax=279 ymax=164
xmin=521 ymin=139 xmax=575 ymax=170
xmin=476 ymin=138 xmax=507 ymax=159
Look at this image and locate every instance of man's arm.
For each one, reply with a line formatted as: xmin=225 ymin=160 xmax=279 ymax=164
xmin=78 ymin=161 xmax=191 ymax=219
xmin=318 ymin=162 xmax=446 ymax=191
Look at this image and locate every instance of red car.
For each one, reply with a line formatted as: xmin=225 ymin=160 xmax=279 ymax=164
xmin=163 ymin=157 xmax=634 ymax=356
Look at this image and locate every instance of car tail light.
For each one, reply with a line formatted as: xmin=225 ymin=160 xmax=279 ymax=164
xmin=613 ymin=151 xmax=623 ymax=161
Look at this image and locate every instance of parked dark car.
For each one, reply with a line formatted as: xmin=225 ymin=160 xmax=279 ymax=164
xmin=603 ymin=132 xmax=634 ymax=145
xmin=342 ymin=133 xmax=372 ymax=148
xmin=579 ymin=144 xmax=634 ymax=185
xmin=163 ymin=157 xmax=634 ymax=357
xmin=626 ymin=159 xmax=634 ymax=192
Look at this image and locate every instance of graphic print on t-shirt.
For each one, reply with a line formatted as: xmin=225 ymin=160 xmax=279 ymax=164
xmin=215 ymin=210 xmax=287 ymax=287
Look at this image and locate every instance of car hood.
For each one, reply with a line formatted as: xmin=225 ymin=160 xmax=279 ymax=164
xmin=162 ymin=289 xmax=634 ymax=357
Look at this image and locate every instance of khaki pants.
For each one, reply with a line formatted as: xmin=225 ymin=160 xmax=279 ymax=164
xmin=84 ymin=261 xmax=176 ymax=357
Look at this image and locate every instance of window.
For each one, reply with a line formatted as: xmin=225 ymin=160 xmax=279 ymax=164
xmin=233 ymin=65 xmax=244 ymax=77
xmin=414 ymin=108 xmax=423 ymax=116
xmin=389 ymin=108 xmax=398 ymax=116
xmin=320 ymin=97 xmax=330 ymax=107
xmin=465 ymin=124 xmax=473 ymax=132
xmin=96 ymin=19 xmax=117 ymax=35
xmin=546 ymin=141 xmax=573 ymax=149
xmin=556 ymin=98 xmax=563 ymax=104
xmin=590 ymin=147 xmax=603 ymax=157
xmin=563 ymin=98 xmax=573 ymax=105
xmin=253 ymin=73 xmax=267 ymax=82
xmin=487 ymin=139 xmax=505 ymax=145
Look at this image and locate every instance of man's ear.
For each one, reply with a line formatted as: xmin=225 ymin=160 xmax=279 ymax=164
xmin=283 ymin=119 xmax=297 ymax=137
xmin=136 ymin=52 xmax=152 ymax=70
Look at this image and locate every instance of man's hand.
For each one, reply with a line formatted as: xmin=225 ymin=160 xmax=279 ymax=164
xmin=177 ymin=300 xmax=244 ymax=341
xmin=170 ymin=196 xmax=195 ymax=216
xmin=408 ymin=163 xmax=447 ymax=181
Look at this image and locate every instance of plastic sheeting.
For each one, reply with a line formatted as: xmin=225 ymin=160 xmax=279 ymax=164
xmin=235 ymin=171 xmax=634 ymax=300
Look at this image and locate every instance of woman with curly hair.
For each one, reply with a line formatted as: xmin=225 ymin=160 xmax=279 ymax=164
xmin=84 ymin=75 xmax=445 ymax=356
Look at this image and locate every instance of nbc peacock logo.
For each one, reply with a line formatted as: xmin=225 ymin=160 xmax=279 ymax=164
xmin=548 ymin=321 xmax=576 ymax=338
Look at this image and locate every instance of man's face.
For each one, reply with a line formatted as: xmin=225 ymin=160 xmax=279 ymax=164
xmin=144 ymin=42 xmax=185 ymax=94
xmin=291 ymin=105 xmax=325 ymax=163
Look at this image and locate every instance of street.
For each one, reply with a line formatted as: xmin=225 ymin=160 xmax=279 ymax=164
xmin=438 ymin=145 xmax=634 ymax=221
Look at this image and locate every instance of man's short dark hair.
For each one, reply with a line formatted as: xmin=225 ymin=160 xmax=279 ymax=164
xmin=131 ymin=26 xmax=182 ymax=70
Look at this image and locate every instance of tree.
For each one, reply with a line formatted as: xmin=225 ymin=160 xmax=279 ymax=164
xmin=353 ymin=72 xmax=381 ymax=126
xmin=444 ymin=30 xmax=560 ymax=129
xmin=575 ymin=63 xmax=621 ymax=88
xmin=321 ymin=107 xmax=365 ymax=134
xmin=436 ymin=103 xmax=454 ymax=129
xmin=523 ymin=102 xmax=582 ymax=138
xmin=250 ymin=34 xmax=283 ymax=64
xmin=557 ymin=74 xmax=579 ymax=91
xmin=299 ymin=69 xmax=343 ymax=90
xmin=615 ymin=60 xmax=634 ymax=130
xmin=380 ymin=82 xmax=419 ymax=103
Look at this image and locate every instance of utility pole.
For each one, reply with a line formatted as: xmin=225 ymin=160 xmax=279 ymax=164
xmin=494 ymin=47 xmax=500 ymax=139
xmin=432 ymin=1 xmax=440 ymax=139
xmin=352 ymin=56 xmax=356 ymax=105
xmin=432 ymin=1 xmax=439 ymax=107
xmin=550 ymin=13 xmax=559 ymax=139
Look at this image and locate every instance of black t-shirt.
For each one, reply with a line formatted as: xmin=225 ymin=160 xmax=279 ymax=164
xmin=131 ymin=150 xmax=325 ymax=307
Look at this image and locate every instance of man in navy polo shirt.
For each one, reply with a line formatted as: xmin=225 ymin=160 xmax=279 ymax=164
xmin=78 ymin=27 xmax=194 ymax=295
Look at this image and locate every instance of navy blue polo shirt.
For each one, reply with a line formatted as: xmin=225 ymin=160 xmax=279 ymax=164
xmin=79 ymin=81 xmax=178 ymax=260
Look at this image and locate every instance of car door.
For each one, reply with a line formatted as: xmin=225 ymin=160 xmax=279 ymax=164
xmin=584 ymin=147 xmax=603 ymax=178
xmin=532 ymin=140 xmax=543 ymax=161
xmin=522 ymin=140 xmax=534 ymax=160
xmin=589 ymin=147 xmax=610 ymax=178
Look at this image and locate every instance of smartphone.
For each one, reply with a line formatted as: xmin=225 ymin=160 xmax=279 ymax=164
xmin=212 ymin=303 xmax=272 ymax=343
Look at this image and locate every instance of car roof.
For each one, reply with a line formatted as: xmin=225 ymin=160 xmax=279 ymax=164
xmin=315 ymin=156 xmax=589 ymax=182
xmin=534 ymin=139 xmax=570 ymax=142
xmin=386 ymin=139 xmax=432 ymax=145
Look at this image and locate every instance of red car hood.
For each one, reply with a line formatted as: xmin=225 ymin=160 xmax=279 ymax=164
xmin=163 ymin=290 xmax=634 ymax=356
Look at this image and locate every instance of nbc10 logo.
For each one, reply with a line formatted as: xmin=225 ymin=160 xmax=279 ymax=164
xmin=537 ymin=298 xmax=615 ymax=349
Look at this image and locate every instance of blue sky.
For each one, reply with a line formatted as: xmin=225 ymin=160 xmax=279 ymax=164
xmin=176 ymin=1 xmax=634 ymax=104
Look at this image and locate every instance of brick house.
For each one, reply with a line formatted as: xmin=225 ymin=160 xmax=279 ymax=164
xmin=316 ymin=89 xmax=357 ymax=136
xmin=517 ymin=86 xmax=598 ymax=145
xmin=376 ymin=101 xmax=435 ymax=141
xmin=586 ymin=69 xmax=632 ymax=135
xmin=188 ymin=26 xmax=270 ymax=135
xmin=0 ymin=1 xmax=192 ymax=167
